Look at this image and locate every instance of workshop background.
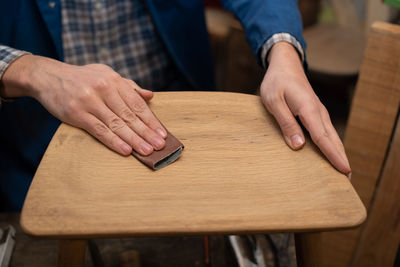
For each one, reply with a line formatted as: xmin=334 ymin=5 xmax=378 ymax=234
xmin=1 ymin=0 xmax=399 ymax=266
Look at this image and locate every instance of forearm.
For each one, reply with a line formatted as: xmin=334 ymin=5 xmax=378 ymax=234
xmin=1 ymin=55 xmax=76 ymax=103
xmin=1 ymin=54 xmax=37 ymax=99
xmin=0 ymin=51 xmax=167 ymax=156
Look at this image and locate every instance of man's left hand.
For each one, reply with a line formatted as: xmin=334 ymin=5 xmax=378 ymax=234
xmin=260 ymin=42 xmax=351 ymax=176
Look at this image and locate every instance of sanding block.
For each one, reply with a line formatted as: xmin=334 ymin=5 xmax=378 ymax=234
xmin=131 ymin=131 xmax=184 ymax=170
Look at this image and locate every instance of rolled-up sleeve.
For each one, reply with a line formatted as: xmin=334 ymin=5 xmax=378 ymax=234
xmin=0 ymin=45 xmax=31 ymax=105
xmin=260 ymin=33 xmax=305 ymax=69
xmin=0 ymin=45 xmax=31 ymax=80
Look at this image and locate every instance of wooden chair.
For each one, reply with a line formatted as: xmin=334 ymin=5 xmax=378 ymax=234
xmin=297 ymin=21 xmax=400 ymax=267
xmin=20 ymin=91 xmax=365 ymax=267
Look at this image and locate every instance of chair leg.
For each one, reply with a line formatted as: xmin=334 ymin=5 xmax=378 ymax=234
xmin=58 ymin=239 xmax=87 ymax=267
xmin=294 ymin=232 xmax=322 ymax=267
xmin=294 ymin=233 xmax=305 ymax=267
xmin=88 ymin=239 xmax=105 ymax=267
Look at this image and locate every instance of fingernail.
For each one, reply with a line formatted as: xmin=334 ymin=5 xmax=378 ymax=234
xmin=156 ymin=128 xmax=167 ymax=138
xmin=347 ymin=172 xmax=352 ymax=181
xmin=152 ymin=137 xmax=165 ymax=150
xmin=290 ymin=134 xmax=304 ymax=149
xmin=141 ymin=143 xmax=153 ymax=155
xmin=121 ymin=143 xmax=132 ymax=154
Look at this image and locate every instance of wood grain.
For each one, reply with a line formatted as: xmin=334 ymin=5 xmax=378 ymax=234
xmin=297 ymin=21 xmax=400 ymax=267
xmin=351 ymin=115 xmax=400 ymax=266
xmin=20 ymin=92 xmax=365 ymax=238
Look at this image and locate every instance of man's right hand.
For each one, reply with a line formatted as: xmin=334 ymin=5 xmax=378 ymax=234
xmin=0 ymin=55 xmax=167 ymax=156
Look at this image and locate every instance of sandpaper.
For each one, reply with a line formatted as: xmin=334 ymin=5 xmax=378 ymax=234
xmin=131 ymin=131 xmax=184 ymax=170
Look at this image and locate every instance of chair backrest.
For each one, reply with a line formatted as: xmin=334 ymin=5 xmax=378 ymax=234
xmin=298 ymin=21 xmax=400 ymax=267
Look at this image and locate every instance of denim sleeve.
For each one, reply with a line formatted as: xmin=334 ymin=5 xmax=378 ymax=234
xmin=221 ymin=0 xmax=306 ymax=67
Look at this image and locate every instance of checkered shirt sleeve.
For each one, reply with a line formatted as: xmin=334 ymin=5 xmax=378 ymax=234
xmin=0 ymin=45 xmax=31 ymax=106
xmin=0 ymin=45 xmax=31 ymax=80
xmin=260 ymin=33 xmax=305 ymax=69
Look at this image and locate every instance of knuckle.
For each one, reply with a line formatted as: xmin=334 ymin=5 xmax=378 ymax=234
xmin=132 ymin=99 xmax=147 ymax=113
xmin=92 ymin=77 xmax=109 ymax=90
xmin=280 ymin=118 xmax=296 ymax=132
xmin=108 ymin=117 xmax=126 ymax=132
xmin=299 ymin=104 xmax=318 ymax=116
xmin=120 ymin=108 xmax=137 ymax=123
xmin=313 ymin=130 xmax=329 ymax=145
xmin=91 ymin=73 xmax=121 ymax=94
xmin=320 ymin=103 xmax=328 ymax=112
xmin=64 ymin=100 xmax=79 ymax=116
xmin=79 ymin=87 xmax=95 ymax=102
xmin=264 ymin=93 xmax=279 ymax=107
xmin=320 ymin=104 xmax=331 ymax=118
xmin=105 ymin=71 xmax=121 ymax=83
xmin=92 ymin=122 xmax=109 ymax=138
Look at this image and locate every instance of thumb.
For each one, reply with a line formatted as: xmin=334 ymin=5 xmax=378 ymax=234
xmin=135 ymin=88 xmax=154 ymax=102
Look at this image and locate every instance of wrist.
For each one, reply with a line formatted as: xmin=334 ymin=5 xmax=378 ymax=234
xmin=0 ymin=54 xmax=40 ymax=99
xmin=0 ymin=55 xmax=67 ymax=101
xmin=267 ymin=42 xmax=303 ymax=68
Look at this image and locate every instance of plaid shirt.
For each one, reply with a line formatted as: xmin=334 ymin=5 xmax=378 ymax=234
xmin=61 ymin=0 xmax=180 ymax=91
xmin=0 ymin=1 xmax=304 ymax=103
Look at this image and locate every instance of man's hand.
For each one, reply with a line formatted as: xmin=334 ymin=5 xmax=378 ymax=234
xmin=260 ymin=42 xmax=351 ymax=175
xmin=1 ymin=55 xmax=167 ymax=156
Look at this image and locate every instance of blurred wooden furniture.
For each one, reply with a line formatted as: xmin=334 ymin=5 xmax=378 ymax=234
xmin=303 ymin=24 xmax=366 ymax=104
xmin=303 ymin=0 xmax=366 ymax=105
xmin=20 ymin=92 xmax=365 ymax=267
xmin=205 ymin=8 xmax=264 ymax=93
xmin=299 ymin=0 xmax=320 ymax=27
xmin=303 ymin=24 xmax=365 ymax=77
xmin=297 ymin=21 xmax=400 ymax=267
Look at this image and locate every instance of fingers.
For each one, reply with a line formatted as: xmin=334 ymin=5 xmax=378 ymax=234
xmin=80 ymin=113 xmax=133 ymax=156
xmin=119 ymin=82 xmax=167 ymax=139
xmin=99 ymin=86 xmax=165 ymax=152
xmin=90 ymin=76 xmax=166 ymax=156
xmin=136 ymin=88 xmax=154 ymax=101
xmin=88 ymin=101 xmax=157 ymax=156
xmin=38 ymin=62 xmax=166 ymax=157
xmin=297 ymin=103 xmax=351 ymax=175
xmin=262 ymin=94 xmax=305 ymax=150
xmin=260 ymin=42 xmax=351 ymax=176
xmin=319 ymin=106 xmax=351 ymax=174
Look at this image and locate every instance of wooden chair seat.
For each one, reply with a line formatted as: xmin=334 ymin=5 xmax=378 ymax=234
xmin=20 ymin=92 xmax=366 ymax=265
